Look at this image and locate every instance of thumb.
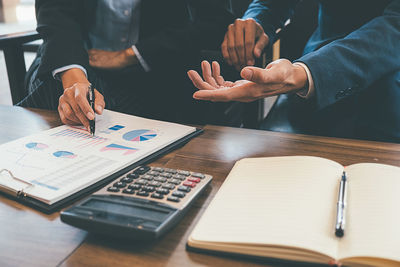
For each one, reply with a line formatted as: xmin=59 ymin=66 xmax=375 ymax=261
xmin=253 ymin=34 xmax=269 ymax=58
xmin=241 ymin=66 xmax=270 ymax=84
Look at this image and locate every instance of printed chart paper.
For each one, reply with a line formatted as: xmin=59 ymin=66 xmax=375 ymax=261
xmin=0 ymin=110 xmax=196 ymax=204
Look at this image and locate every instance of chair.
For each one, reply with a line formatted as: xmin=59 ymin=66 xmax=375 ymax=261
xmin=0 ymin=30 xmax=41 ymax=104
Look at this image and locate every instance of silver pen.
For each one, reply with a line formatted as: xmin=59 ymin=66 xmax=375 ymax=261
xmin=335 ymin=171 xmax=348 ymax=237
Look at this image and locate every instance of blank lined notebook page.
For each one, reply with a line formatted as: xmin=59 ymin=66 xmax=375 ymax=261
xmin=189 ymin=156 xmax=343 ymax=259
xmin=338 ymin=163 xmax=400 ymax=262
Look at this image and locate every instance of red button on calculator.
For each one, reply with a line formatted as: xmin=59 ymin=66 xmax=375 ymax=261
xmin=188 ymin=177 xmax=201 ymax=183
xmin=183 ymin=181 xmax=196 ymax=188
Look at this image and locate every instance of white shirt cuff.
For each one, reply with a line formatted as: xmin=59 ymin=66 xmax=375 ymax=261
xmin=293 ymin=62 xmax=315 ymax=99
xmin=52 ymin=65 xmax=87 ymax=80
xmin=132 ymin=45 xmax=151 ymax=72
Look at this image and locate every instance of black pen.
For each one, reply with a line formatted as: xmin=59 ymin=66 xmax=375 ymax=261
xmin=335 ymin=171 xmax=348 ymax=237
xmin=87 ymin=84 xmax=95 ymax=136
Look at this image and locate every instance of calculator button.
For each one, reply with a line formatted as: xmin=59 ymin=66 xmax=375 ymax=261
xmin=183 ymin=181 xmax=196 ymax=188
xmin=177 ymin=170 xmax=190 ymax=176
xmin=172 ymin=174 xmax=186 ymax=180
xmin=160 ymin=172 xmax=172 ymax=178
xmin=148 ymin=171 xmax=159 ymax=176
xmin=188 ymin=177 xmax=201 ymax=183
xmin=153 ymin=167 xmax=164 ymax=172
xmin=162 ymin=183 xmax=175 ymax=190
xmin=191 ymin=173 xmax=205 ymax=179
xmin=154 ymin=177 xmax=167 ymax=182
xmin=134 ymin=166 xmax=150 ymax=174
xmin=148 ymin=181 xmax=161 ymax=187
xmin=142 ymin=186 xmax=155 ymax=192
xmin=114 ymin=182 xmax=127 ymax=188
xmin=128 ymin=184 xmax=141 ymax=190
xmin=122 ymin=188 xmax=135 ymax=194
xmin=164 ymin=168 xmax=177 ymax=174
xmin=135 ymin=179 xmax=148 ymax=185
xmin=127 ymin=173 xmax=139 ymax=179
xmin=169 ymin=179 xmax=181 ymax=185
xmin=151 ymin=193 xmax=164 ymax=199
xmin=172 ymin=191 xmax=186 ymax=198
xmin=167 ymin=196 xmax=180 ymax=202
xmin=107 ymin=186 xmax=120 ymax=192
xmin=121 ymin=177 xmax=133 ymax=183
xmin=142 ymin=175 xmax=154 ymax=180
xmin=137 ymin=191 xmax=149 ymax=197
xmin=156 ymin=188 xmax=169 ymax=195
xmin=178 ymin=185 xmax=191 ymax=193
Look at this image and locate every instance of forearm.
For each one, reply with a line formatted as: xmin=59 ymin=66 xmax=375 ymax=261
xmin=60 ymin=68 xmax=89 ymax=89
xmin=297 ymin=0 xmax=400 ymax=109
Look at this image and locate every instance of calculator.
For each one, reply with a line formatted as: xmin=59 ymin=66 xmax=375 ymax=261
xmin=60 ymin=165 xmax=212 ymax=240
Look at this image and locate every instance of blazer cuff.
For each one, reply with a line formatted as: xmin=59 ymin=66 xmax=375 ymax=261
xmin=132 ymin=45 xmax=151 ymax=72
xmin=293 ymin=62 xmax=315 ymax=99
xmin=52 ymin=64 xmax=87 ymax=81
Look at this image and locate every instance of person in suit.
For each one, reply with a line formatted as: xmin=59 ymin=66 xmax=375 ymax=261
xmin=19 ymin=0 xmax=235 ymax=130
xmin=188 ymin=0 xmax=400 ymax=142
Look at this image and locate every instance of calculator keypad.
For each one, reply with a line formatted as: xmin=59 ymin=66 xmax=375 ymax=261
xmin=105 ymin=166 xmax=210 ymax=206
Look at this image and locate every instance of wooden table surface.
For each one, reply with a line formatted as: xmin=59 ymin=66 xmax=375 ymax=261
xmin=1 ymin=105 xmax=400 ymax=267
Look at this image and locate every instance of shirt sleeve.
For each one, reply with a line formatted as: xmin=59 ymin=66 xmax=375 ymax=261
xmin=51 ymin=64 xmax=87 ymax=80
xmin=293 ymin=62 xmax=315 ymax=99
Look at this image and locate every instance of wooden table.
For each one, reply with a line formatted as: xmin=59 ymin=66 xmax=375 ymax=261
xmin=1 ymin=105 xmax=400 ymax=267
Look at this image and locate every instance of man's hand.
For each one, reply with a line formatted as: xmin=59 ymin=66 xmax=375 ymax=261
xmin=88 ymin=48 xmax=138 ymax=69
xmin=59 ymin=68 xmax=105 ymax=131
xmin=187 ymin=60 xmax=308 ymax=103
xmin=221 ymin=18 xmax=269 ymax=71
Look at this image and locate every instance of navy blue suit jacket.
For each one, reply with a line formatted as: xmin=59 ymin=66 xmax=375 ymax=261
xmin=243 ymin=0 xmax=400 ymax=141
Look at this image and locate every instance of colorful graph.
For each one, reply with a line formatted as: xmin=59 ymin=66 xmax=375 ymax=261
xmin=51 ymin=128 xmax=108 ymax=148
xmin=123 ymin=129 xmax=157 ymax=142
xmin=53 ymin=151 xmax=77 ymax=159
xmin=25 ymin=142 xmax=49 ymax=150
xmin=109 ymin=125 xmax=125 ymax=131
xmin=100 ymin=144 xmax=138 ymax=155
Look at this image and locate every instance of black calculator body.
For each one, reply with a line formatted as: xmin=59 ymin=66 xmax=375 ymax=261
xmin=60 ymin=166 xmax=212 ymax=240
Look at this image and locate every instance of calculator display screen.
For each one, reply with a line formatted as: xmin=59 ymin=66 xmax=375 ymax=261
xmin=83 ymin=199 xmax=169 ymax=222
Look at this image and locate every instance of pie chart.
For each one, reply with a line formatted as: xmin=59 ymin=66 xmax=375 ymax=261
xmin=26 ymin=142 xmax=49 ymax=150
xmin=123 ymin=129 xmax=157 ymax=142
xmin=53 ymin=151 xmax=77 ymax=159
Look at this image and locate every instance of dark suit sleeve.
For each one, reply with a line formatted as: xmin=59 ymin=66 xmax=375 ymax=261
xmin=134 ymin=0 xmax=234 ymax=72
xmin=242 ymin=0 xmax=299 ymax=44
xmin=35 ymin=0 xmax=89 ymax=78
xmin=297 ymin=0 xmax=400 ymax=110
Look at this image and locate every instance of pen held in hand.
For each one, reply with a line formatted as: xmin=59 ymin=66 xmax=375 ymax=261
xmin=87 ymin=84 xmax=96 ymax=136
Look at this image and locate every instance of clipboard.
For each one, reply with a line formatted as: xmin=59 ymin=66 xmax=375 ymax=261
xmin=0 ymin=128 xmax=203 ymax=214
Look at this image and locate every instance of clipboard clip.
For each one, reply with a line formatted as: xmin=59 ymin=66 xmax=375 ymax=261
xmin=0 ymin=169 xmax=34 ymax=198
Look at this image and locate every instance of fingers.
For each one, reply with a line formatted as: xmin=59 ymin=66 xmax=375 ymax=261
xmin=211 ymin=61 xmax=225 ymax=86
xmin=94 ymin=89 xmax=105 ymax=114
xmin=234 ymin=20 xmax=246 ymax=68
xmin=187 ymin=70 xmax=217 ymax=91
xmin=221 ymin=33 xmax=230 ymax=65
xmin=254 ymin=34 xmax=269 ymax=58
xmin=241 ymin=66 xmax=272 ymax=84
xmin=244 ymin=20 xmax=256 ymax=66
xmin=58 ymin=83 xmax=95 ymax=131
xmin=226 ymin=24 xmax=240 ymax=69
xmin=201 ymin=61 xmax=219 ymax=88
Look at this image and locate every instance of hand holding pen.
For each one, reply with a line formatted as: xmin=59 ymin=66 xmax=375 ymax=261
xmin=58 ymin=74 xmax=105 ymax=131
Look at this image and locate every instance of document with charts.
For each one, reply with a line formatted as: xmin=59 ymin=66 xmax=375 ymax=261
xmin=0 ymin=110 xmax=197 ymax=207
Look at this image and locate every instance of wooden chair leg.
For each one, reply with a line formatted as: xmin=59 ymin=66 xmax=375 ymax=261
xmin=3 ymin=44 xmax=26 ymax=104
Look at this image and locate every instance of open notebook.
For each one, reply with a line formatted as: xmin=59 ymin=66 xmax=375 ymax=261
xmin=188 ymin=156 xmax=400 ymax=267
xmin=0 ymin=109 xmax=200 ymax=212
